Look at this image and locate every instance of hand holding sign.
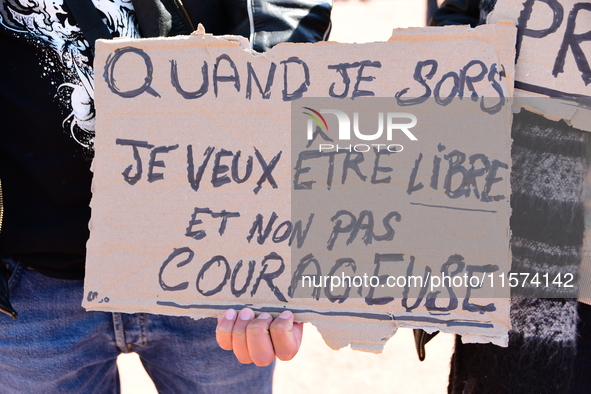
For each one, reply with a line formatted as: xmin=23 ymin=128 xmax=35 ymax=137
xmin=216 ymin=308 xmax=304 ymax=366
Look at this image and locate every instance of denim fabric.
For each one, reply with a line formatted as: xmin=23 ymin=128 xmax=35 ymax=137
xmin=0 ymin=259 xmax=273 ymax=394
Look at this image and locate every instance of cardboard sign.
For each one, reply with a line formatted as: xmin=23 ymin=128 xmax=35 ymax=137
xmin=489 ymin=0 xmax=591 ymax=130
xmin=489 ymin=0 xmax=591 ymax=302
xmin=85 ymin=23 xmax=516 ymax=351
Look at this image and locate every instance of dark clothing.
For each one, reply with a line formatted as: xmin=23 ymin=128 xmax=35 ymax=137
xmin=132 ymin=0 xmax=332 ymax=52
xmin=447 ymin=110 xmax=586 ymax=394
xmin=429 ymin=0 xmax=480 ymax=28
xmin=570 ymin=301 xmax=591 ymax=393
xmin=0 ymin=1 xmax=109 ymax=279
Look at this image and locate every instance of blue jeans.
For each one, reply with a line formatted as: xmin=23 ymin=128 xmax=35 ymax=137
xmin=0 ymin=259 xmax=273 ymax=393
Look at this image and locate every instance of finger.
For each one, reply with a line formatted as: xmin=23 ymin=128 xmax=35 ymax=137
xmin=269 ymin=311 xmax=304 ymax=361
xmin=215 ymin=309 xmax=237 ymax=351
xmin=232 ymin=308 xmax=255 ymax=364
xmin=245 ymin=312 xmax=275 ymax=367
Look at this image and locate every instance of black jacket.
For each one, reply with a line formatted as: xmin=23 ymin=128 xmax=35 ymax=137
xmin=132 ymin=0 xmax=332 ymax=52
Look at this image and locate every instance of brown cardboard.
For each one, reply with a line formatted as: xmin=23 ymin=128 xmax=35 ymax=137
xmin=488 ymin=0 xmax=591 ymax=130
xmin=85 ymin=23 xmax=516 ymax=351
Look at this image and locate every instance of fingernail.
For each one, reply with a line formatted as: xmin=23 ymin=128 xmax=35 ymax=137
xmin=257 ymin=312 xmax=272 ymax=320
xmin=239 ymin=308 xmax=254 ymax=321
xmin=278 ymin=311 xmax=292 ymax=319
xmin=224 ymin=309 xmax=237 ymax=320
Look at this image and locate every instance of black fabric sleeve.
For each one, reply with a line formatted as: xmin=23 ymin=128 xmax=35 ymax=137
xmin=429 ymin=0 xmax=480 ymax=27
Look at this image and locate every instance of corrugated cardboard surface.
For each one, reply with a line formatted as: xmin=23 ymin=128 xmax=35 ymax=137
xmin=86 ymin=23 xmax=515 ymax=350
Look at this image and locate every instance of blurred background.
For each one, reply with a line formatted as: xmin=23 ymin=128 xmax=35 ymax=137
xmin=117 ymin=1 xmax=455 ymax=392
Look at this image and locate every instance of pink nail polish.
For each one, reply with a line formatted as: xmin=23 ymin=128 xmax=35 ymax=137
xmin=224 ymin=309 xmax=236 ymax=320
xmin=239 ymin=308 xmax=254 ymax=320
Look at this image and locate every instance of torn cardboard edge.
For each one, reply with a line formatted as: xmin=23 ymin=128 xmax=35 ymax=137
xmin=84 ymin=301 xmax=510 ymax=351
xmin=512 ymin=93 xmax=591 ymax=132
xmin=488 ymin=0 xmax=591 ymax=131
xmin=86 ymin=22 xmax=515 ymax=352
